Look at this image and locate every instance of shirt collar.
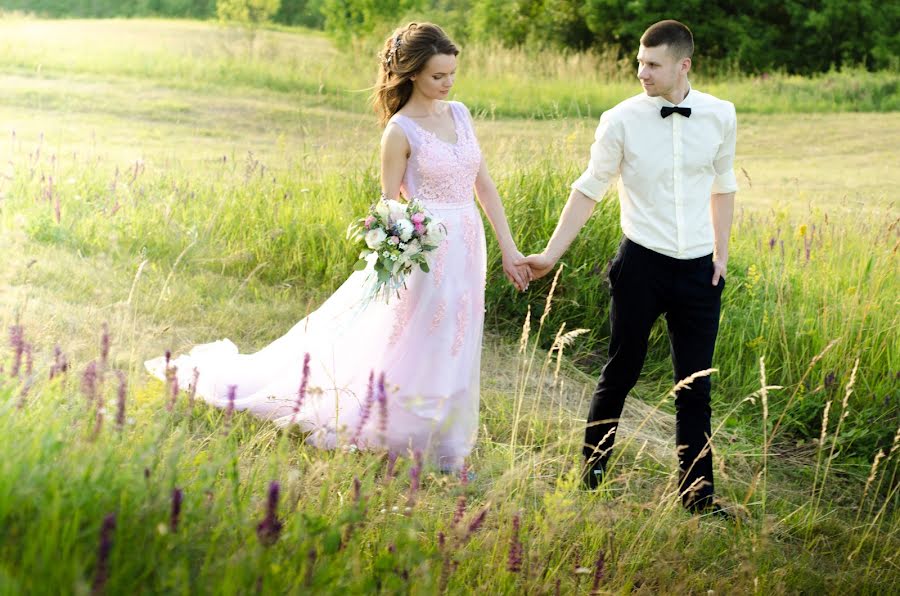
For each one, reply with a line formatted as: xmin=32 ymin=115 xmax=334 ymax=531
xmin=646 ymin=83 xmax=694 ymax=108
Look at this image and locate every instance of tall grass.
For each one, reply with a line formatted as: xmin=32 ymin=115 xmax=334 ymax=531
xmin=7 ymin=137 xmax=897 ymax=459
xmin=0 ymin=17 xmax=897 ymax=118
xmin=1 ymin=266 xmax=898 ymax=592
xmin=1 ymin=17 xmax=898 ymax=593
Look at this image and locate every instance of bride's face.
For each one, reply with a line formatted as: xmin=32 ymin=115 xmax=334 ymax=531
xmin=411 ymin=53 xmax=457 ymax=100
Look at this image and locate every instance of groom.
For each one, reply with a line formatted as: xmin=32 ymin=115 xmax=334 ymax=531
xmin=522 ymin=20 xmax=737 ymax=516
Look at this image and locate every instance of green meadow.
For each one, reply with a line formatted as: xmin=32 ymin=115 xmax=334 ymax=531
xmin=1 ymin=17 xmax=898 ymax=594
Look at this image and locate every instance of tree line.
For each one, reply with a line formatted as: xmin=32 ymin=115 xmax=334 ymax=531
xmin=2 ymin=0 xmax=897 ymax=74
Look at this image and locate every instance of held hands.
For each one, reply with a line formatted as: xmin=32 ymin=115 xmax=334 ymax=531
xmin=502 ymin=248 xmax=533 ymax=292
xmin=519 ymin=252 xmax=557 ymax=282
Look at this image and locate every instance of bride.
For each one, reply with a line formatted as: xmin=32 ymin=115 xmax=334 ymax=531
xmin=146 ymin=22 xmax=530 ymax=471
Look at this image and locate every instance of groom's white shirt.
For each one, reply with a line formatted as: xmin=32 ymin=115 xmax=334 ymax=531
xmin=572 ymin=86 xmax=738 ymax=259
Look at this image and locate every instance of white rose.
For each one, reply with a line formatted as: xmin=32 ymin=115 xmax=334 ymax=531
xmin=403 ymin=239 xmax=421 ymax=256
xmin=386 ymin=199 xmax=408 ymax=221
xmin=395 ymin=218 xmax=414 ymax=242
xmin=423 ymin=221 xmax=446 ymax=246
xmin=365 ymin=228 xmax=387 ymax=249
xmin=374 ymin=201 xmax=391 ymax=220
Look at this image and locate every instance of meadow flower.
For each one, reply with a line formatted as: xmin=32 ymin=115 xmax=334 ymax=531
xmin=507 ymin=513 xmax=523 ymax=573
xmin=256 ymin=481 xmax=283 ymax=547
xmin=115 ymin=372 xmax=127 ymax=430
xmin=376 ymin=373 xmax=389 ymax=439
xmin=188 ymin=368 xmax=199 ymax=409
xmin=92 ymin=513 xmax=116 ymax=595
xmin=452 ymin=495 xmax=467 ymax=526
xmin=82 ymin=361 xmax=99 ymax=403
xmin=170 ymin=488 xmax=183 ymax=532
xmin=8 ymin=325 xmax=24 ymax=378
xmin=100 ymin=322 xmax=110 ymax=369
xmin=407 ymin=450 xmax=422 ymax=508
xmin=465 ymin=506 xmax=489 ymax=540
xmin=591 ymin=550 xmax=606 ymax=592
xmin=49 ymin=344 xmax=68 ymax=379
xmin=289 ymin=353 xmax=311 ymax=426
xmin=225 ymin=385 xmax=237 ymax=423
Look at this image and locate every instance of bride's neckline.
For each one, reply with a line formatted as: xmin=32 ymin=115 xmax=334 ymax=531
xmin=396 ymin=102 xmax=460 ymax=146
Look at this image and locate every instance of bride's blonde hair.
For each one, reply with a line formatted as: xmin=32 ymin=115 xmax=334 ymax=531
xmin=371 ymin=22 xmax=459 ymax=127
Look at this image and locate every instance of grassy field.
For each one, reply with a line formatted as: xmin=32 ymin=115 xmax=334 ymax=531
xmin=1 ymin=17 xmax=899 ymax=594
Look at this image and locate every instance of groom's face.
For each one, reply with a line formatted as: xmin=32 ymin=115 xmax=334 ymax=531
xmin=637 ymin=44 xmax=690 ymax=98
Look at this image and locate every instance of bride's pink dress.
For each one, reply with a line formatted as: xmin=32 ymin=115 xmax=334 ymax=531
xmin=146 ymin=101 xmax=486 ymax=469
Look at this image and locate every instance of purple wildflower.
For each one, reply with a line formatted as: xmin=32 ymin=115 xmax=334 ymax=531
xmin=91 ymin=513 xmax=116 ymax=595
xmin=438 ymin=531 xmax=446 ymax=550
xmin=115 ymin=371 xmax=126 ymax=430
xmin=507 ymin=513 xmax=523 ymax=573
xmin=305 ymin=547 xmax=317 ymax=586
xmin=385 ymin=451 xmax=398 ymax=481
xmin=144 ymin=467 xmax=151 ymax=481
xmin=170 ymin=488 xmax=183 ymax=532
xmin=350 ymin=370 xmax=376 ymax=445
xmin=460 ymin=461 xmax=470 ymax=486
xmin=8 ymin=325 xmax=24 ymax=378
xmin=452 ymin=495 xmax=467 ymax=526
xmin=824 ymin=372 xmax=836 ymax=390
xmin=225 ymin=385 xmax=237 ymax=423
xmin=49 ymin=345 xmax=64 ymax=379
xmin=100 ymin=323 xmax=110 ymax=370
xmin=256 ymin=481 xmax=283 ymax=547
xmin=591 ymin=550 xmax=605 ymax=592
xmin=93 ymin=392 xmax=104 ymax=438
xmin=768 ymin=237 xmax=776 ymax=250
xmin=407 ymin=450 xmax=422 ymax=508
xmin=289 ymin=353 xmax=311 ymax=426
xmin=377 ymin=372 xmax=388 ymax=438
xmin=188 ymin=368 xmax=199 ymax=409
xmin=465 ymin=506 xmax=489 ymax=540
xmin=352 ymin=476 xmax=362 ymax=505
xmin=82 ymin=361 xmax=99 ymax=403
xmin=167 ymin=371 xmax=180 ymax=412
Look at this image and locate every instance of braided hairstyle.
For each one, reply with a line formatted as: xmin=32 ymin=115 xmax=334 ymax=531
xmin=371 ymin=22 xmax=459 ymax=127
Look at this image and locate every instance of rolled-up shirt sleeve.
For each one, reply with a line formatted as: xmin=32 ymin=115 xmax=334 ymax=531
xmin=571 ymin=111 xmax=623 ymax=201
xmin=711 ymin=102 xmax=738 ymax=194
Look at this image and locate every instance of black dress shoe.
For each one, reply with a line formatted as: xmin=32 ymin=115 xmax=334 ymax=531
xmin=581 ymin=458 xmax=605 ymax=490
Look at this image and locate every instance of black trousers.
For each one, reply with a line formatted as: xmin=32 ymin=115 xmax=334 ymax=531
xmin=583 ymin=238 xmax=724 ymax=509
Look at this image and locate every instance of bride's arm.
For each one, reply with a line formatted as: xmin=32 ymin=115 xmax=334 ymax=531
xmin=380 ymin=123 xmax=409 ymax=200
xmin=474 ymin=160 xmax=531 ymax=291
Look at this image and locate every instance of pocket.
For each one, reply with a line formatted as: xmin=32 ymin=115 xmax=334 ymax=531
xmin=607 ymin=247 xmax=627 ymax=290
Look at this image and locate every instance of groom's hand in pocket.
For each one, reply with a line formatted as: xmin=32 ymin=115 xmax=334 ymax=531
xmin=712 ymin=258 xmax=727 ymax=286
xmin=520 ymin=253 xmax=556 ymax=281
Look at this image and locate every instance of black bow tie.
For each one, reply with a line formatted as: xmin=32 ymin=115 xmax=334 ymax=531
xmin=661 ymin=106 xmax=691 ymax=118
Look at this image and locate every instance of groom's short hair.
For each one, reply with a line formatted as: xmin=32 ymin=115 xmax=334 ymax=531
xmin=640 ymin=20 xmax=694 ymax=59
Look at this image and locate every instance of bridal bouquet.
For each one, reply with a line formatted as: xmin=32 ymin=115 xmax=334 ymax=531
xmin=347 ymin=198 xmax=446 ymax=302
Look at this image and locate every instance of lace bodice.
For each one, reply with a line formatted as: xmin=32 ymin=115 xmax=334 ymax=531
xmin=389 ymin=101 xmax=482 ymax=205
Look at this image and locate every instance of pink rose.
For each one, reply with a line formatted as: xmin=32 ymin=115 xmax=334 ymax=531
xmin=388 ymin=236 xmax=400 ymax=245
xmin=364 ymin=215 xmax=376 ymax=229
xmin=411 ymin=213 xmax=426 ymax=225
xmin=414 ymin=222 xmax=426 ymax=235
